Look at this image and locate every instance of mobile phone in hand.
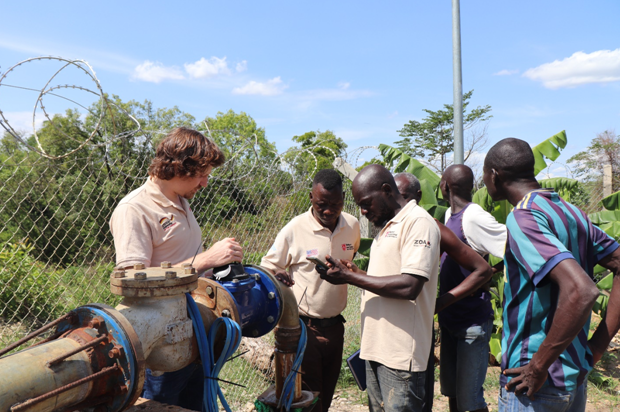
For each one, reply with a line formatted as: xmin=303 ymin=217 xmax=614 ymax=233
xmin=307 ymin=257 xmax=329 ymax=270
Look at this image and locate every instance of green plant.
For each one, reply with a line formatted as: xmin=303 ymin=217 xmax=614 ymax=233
xmin=0 ymin=241 xmax=67 ymax=322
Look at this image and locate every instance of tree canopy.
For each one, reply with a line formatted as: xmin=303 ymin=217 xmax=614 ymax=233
xmin=396 ymin=90 xmax=492 ymax=173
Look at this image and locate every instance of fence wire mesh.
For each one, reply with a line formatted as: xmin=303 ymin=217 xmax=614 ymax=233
xmin=0 ymin=56 xmax=614 ymax=410
xmin=0 ymin=124 xmax=373 ymax=408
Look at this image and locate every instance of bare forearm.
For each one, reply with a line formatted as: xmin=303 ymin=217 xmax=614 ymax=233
xmin=436 ymin=266 xmax=492 ymax=313
xmin=588 ymin=252 xmax=620 ymax=364
xmin=530 ymin=283 xmax=598 ymax=372
xmin=339 ymin=270 xmax=426 ymax=300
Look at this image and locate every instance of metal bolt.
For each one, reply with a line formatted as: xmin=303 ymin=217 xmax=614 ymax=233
xmin=268 ymin=292 xmax=276 ymax=300
xmin=252 ymin=329 xmax=259 ymax=337
xmin=254 ymin=274 xmax=261 ymax=281
xmin=165 ymin=271 xmax=177 ymax=279
xmin=135 ymin=272 xmax=147 ymax=280
xmin=108 ymin=346 xmax=124 ymax=359
xmin=184 ymin=267 xmax=196 ymax=275
xmin=134 ymin=263 xmax=145 ymax=270
xmin=221 ymin=309 xmax=231 ymax=318
xmin=232 ymin=278 xmax=240 ymax=284
xmin=161 ymin=261 xmax=172 ymax=268
xmin=267 ymin=316 xmax=274 ymax=323
xmin=182 ymin=263 xmax=192 ymax=268
xmin=206 ymin=286 xmax=214 ymax=297
xmin=115 ymin=385 xmax=128 ymax=395
xmin=89 ymin=318 xmax=103 ymax=329
xmin=112 ymin=270 xmax=126 ymax=278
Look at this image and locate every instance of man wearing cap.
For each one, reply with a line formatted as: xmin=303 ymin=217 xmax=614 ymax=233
xmin=109 ymin=127 xmax=244 ymax=410
xmin=260 ymin=169 xmax=360 ymax=412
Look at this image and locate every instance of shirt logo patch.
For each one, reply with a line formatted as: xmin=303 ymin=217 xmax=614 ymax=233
xmin=413 ymin=239 xmax=432 ymax=248
xmin=342 ymin=243 xmax=354 ymax=251
xmin=159 ymin=215 xmax=178 ymax=232
xmin=384 ymin=230 xmax=398 ymax=238
xmin=306 ymin=249 xmax=319 ymax=257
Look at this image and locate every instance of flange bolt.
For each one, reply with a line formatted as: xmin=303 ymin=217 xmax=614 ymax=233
xmin=135 ymin=272 xmax=147 ymax=280
xmin=165 ymin=271 xmax=177 ymax=279
xmin=112 ymin=270 xmax=126 ymax=278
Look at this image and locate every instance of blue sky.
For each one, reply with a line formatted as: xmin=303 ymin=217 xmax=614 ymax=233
xmin=1 ymin=1 xmax=619 ymax=174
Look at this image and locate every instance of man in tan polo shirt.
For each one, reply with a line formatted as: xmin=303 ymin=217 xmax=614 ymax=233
xmin=321 ymin=164 xmax=440 ymax=412
xmin=260 ymin=169 xmax=360 ymax=412
xmin=109 ymin=127 xmax=243 ymax=410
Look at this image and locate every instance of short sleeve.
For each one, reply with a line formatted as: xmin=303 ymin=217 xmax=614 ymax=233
xmin=260 ymin=229 xmax=293 ymax=275
xmin=590 ymin=221 xmax=620 ymax=263
xmin=110 ymin=204 xmax=153 ymax=268
xmin=462 ymin=204 xmax=507 ymax=258
xmin=507 ymin=208 xmax=573 ymax=286
xmin=400 ymin=217 xmax=441 ymax=278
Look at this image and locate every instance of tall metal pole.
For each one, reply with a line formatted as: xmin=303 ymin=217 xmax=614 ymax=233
xmin=452 ymin=0 xmax=464 ymax=165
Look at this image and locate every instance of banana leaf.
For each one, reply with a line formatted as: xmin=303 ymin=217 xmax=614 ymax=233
xmin=418 ymin=179 xmax=438 ymax=205
xmin=358 ymin=238 xmax=373 ymax=257
xmin=532 ymin=130 xmax=567 ymax=176
xmin=597 ymin=272 xmax=614 ymax=290
xmin=602 ymin=191 xmax=620 ymax=211
xmin=489 ymin=333 xmax=502 ymax=361
xmin=538 ymin=177 xmax=579 ymax=201
xmin=378 ymin=144 xmax=441 ymax=188
xmin=589 ymin=210 xmax=620 ymax=225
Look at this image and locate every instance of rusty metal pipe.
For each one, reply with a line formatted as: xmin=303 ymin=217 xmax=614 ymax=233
xmin=273 ymin=282 xmax=303 ymax=402
xmin=10 ymin=365 xmax=119 ymax=412
xmin=46 ymin=334 xmax=108 ymax=367
xmin=0 ymin=312 xmax=77 ymax=358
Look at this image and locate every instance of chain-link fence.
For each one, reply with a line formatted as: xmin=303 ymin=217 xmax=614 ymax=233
xmin=0 ymin=120 xmax=376 ymax=408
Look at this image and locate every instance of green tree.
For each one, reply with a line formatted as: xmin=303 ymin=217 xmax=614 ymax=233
xmin=568 ymin=130 xmax=620 ymax=192
xmin=286 ymin=130 xmax=347 ymax=178
xmin=396 ymin=90 xmax=492 ymax=173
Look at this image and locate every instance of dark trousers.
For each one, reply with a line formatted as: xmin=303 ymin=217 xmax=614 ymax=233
xmin=423 ymin=326 xmax=436 ymax=412
xmin=301 ymin=318 xmax=345 ymax=412
xmin=142 ymin=363 xmax=204 ymax=411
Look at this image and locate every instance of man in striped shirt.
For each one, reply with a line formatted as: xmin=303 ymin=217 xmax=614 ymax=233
xmin=483 ymin=138 xmax=620 ymax=412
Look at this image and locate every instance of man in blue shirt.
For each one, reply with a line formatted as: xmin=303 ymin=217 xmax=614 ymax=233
xmin=483 ymin=138 xmax=620 ymax=411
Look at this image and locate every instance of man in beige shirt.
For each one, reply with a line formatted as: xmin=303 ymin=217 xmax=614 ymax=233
xmin=261 ymin=169 xmax=360 ymax=412
xmin=109 ymin=127 xmax=243 ymax=410
xmin=321 ymin=165 xmax=441 ymax=412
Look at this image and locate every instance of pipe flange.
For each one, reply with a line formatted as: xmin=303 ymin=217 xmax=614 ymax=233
xmin=54 ymin=304 xmax=146 ymax=412
xmin=110 ymin=267 xmax=198 ymax=297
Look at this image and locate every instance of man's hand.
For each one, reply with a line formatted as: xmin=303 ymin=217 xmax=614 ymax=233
xmin=340 ymin=259 xmax=363 ymax=274
xmin=275 ymin=270 xmax=294 ymax=286
xmin=319 ymin=255 xmax=351 ymax=285
xmin=503 ymin=362 xmax=549 ymax=400
xmin=190 ymin=237 xmax=243 ymax=271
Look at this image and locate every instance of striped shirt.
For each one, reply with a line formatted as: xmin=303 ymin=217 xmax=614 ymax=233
xmin=500 ymin=189 xmax=619 ymax=391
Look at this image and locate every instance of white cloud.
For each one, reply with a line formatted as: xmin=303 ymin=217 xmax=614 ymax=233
xmin=132 ymin=61 xmax=184 ymax=83
xmin=523 ymin=49 xmax=620 ymax=89
xmin=232 ymin=77 xmax=288 ymax=96
xmin=338 ymin=82 xmax=350 ymax=90
xmin=236 ymin=60 xmax=248 ymax=73
xmin=0 ymin=111 xmax=47 ymax=133
xmin=494 ymin=69 xmax=519 ymax=76
xmin=184 ymin=57 xmax=231 ymax=79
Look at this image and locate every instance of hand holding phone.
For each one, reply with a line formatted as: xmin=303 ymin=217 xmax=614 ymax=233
xmin=307 ymin=256 xmax=329 ymax=271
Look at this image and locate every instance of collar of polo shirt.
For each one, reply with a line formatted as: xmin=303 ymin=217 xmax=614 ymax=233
xmin=145 ymin=177 xmax=188 ymax=213
xmin=307 ymin=206 xmax=344 ymax=234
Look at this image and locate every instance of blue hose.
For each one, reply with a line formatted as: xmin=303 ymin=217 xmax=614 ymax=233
xmin=277 ymin=319 xmax=307 ymax=411
xmin=186 ymin=293 xmax=242 ymax=412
